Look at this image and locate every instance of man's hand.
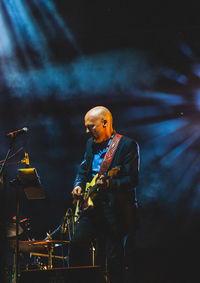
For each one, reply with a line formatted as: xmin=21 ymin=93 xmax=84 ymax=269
xmin=72 ymin=186 xmax=83 ymax=200
xmin=95 ymin=175 xmax=109 ymax=188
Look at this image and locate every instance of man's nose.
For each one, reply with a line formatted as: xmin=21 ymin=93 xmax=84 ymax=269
xmin=86 ymin=127 xmax=89 ymax=134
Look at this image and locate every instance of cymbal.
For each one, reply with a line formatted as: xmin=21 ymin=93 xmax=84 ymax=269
xmin=31 ymin=240 xmax=70 ymax=246
xmin=30 ymin=252 xmax=67 ymax=260
xmin=7 ymin=222 xmax=23 ymax=238
xmin=9 ymin=240 xmax=46 ymax=252
xmin=9 ymin=240 xmax=70 ymax=252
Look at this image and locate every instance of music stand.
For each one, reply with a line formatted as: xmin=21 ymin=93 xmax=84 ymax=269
xmin=12 ymin=168 xmax=45 ymax=283
xmin=18 ymin=168 xmax=45 ymax=200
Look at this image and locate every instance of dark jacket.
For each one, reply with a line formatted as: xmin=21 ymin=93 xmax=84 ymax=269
xmin=74 ymin=134 xmax=140 ymax=233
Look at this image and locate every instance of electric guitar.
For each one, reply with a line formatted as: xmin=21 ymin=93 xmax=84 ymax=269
xmin=74 ymin=166 xmax=120 ymax=222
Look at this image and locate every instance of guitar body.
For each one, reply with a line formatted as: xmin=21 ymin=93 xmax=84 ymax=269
xmin=74 ymin=166 xmax=120 ymax=222
xmin=74 ymin=174 xmax=98 ymax=222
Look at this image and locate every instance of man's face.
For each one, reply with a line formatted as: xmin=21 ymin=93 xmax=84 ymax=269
xmin=84 ymin=114 xmax=106 ymax=143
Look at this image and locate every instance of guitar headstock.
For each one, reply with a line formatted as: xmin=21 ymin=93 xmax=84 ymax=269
xmin=107 ymin=166 xmax=121 ymax=178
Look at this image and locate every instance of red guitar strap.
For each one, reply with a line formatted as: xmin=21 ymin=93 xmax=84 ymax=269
xmin=98 ymin=133 xmax=123 ymax=176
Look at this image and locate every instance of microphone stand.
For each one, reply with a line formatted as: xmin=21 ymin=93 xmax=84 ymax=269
xmin=0 ymin=137 xmax=17 ymax=282
xmin=11 ymin=153 xmax=32 ymax=283
xmin=10 ymin=178 xmax=21 ymax=283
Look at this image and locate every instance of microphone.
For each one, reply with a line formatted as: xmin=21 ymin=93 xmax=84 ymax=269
xmin=6 ymin=127 xmax=28 ymax=138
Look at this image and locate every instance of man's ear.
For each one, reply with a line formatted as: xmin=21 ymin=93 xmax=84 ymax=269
xmin=103 ymin=119 xmax=107 ymax=128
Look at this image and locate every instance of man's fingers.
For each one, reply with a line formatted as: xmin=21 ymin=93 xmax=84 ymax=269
xmin=72 ymin=186 xmax=83 ymax=199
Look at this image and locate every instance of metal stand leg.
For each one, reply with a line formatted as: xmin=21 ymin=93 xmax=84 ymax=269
xmin=91 ymin=242 xmax=95 ymax=266
xmin=48 ymin=244 xmax=54 ymax=269
xmin=14 ymin=183 xmax=20 ymax=283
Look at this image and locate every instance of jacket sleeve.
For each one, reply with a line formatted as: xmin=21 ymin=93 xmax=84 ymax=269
xmin=73 ymin=153 xmax=89 ymax=190
xmin=73 ymin=140 xmax=91 ymax=190
xmin=109 ymin=139 xmax=139 ymax=192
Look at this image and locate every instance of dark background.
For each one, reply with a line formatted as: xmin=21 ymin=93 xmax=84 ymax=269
xmin=1 ymin=1 xmax=200 ymax=282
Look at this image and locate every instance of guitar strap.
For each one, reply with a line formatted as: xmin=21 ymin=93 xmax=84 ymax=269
xmin=98 ymin=133 xmax=123 ymax=176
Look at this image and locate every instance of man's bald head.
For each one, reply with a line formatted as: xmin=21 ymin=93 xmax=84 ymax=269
xmin=85 ymin=106 xmax=113 ymax=124
xmin=84 ymin=106 xmax=114 ymax=143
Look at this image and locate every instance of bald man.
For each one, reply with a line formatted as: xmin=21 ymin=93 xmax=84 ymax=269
xmin=70 ymin=106 xmax=139 ymax=283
